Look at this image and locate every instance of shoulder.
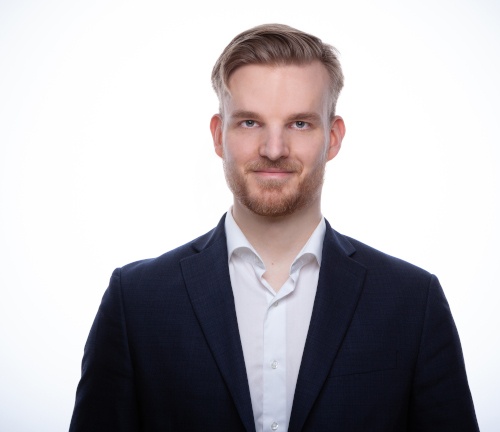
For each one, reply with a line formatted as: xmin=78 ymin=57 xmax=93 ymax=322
xmin=325 ymin=227 xmax=446 ymax=335
xmin=112 ymin=215 xmax=227 ymax=287
xmin=325 ymin=223 xmax=435 ymax=296
xmin=326 ymin=220 xmax=429 ymax=273
xmin=345 ymin=235 xmax=429 ymax=276
xmin=98 ymin=225 xmax=223 ymax=312
xmin=122 ymin=229 xmax=220 ymax=279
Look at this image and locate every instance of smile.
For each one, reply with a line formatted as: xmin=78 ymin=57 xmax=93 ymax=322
xmin=252 ymin=170 xmax=294 ymax=179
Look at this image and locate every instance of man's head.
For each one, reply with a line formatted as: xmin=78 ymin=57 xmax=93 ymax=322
xmin=210 ymin=24 xmax=346 ymax=218
xmin=211 ymin=23 xmax=344 ymax=119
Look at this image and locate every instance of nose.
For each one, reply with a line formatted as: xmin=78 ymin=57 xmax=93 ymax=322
xmin=259 ymin=127 xmax=289 ymax=161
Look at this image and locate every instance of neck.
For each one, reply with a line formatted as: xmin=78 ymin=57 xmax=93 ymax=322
xmin=231 ymin=198 xmax=323 ymax=265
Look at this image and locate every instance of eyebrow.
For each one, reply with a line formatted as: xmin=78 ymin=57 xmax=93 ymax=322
xmin=285 ymin=112 xmax=322 ymax=123
xmin=230 ymin=110 xmax=263 ymax=121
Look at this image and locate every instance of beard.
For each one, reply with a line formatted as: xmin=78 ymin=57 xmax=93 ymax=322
xmin=223 ymin=157 xmax=326 ymax=217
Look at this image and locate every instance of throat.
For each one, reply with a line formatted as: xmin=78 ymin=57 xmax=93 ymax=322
xmin=263 ymin=261 xmax=291 ymax=292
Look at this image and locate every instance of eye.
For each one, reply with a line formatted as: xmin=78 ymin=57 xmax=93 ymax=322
xmin=293 ymin=121 xmax=309 ymax=129
xmin=242 ymin=120 xmax=257 ymax=128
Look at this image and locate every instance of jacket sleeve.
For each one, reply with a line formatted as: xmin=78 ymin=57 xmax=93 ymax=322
xmin=69 ymin=269 xmax=140 ymax=432
xmin=408 ymin=275 xmax=479 ymax=431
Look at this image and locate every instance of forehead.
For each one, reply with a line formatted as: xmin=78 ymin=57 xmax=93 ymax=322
xmin=224 ymin=62 xmax=331 ymax=118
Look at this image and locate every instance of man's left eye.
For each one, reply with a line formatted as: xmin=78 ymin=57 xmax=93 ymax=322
xmin=294 ymin=121 xmax=308 ymax=129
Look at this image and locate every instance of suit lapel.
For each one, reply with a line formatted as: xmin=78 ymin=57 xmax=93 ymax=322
xmin=180 ymin=217 xmax=255 ymax=432
xmin=289 ymin=223 xmax=367 ymax=432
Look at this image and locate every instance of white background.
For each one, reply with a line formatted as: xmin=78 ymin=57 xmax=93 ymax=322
xmin=1 ymin=0 xmax=499 ymax=430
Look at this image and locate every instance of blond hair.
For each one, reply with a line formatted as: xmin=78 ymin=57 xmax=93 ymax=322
xmin=211 ymin=23 xmax=344 ymax=118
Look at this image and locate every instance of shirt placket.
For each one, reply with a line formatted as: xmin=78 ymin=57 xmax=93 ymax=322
xmin=261 ymin=273 xmax=295 ymax=432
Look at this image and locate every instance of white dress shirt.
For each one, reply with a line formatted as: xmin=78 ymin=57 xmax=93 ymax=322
xmin=225 ymin=209 xmax=325 ymax=432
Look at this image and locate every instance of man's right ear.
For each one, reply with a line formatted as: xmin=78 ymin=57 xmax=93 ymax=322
xmin=210 ymin=114 xmax=223 ymax=158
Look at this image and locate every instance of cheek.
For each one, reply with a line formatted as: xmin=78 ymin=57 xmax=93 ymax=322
xmin=223 ymin=136 xmax=257 ymax=163
xmin=294 ymin=141 xmax=329 ymax=167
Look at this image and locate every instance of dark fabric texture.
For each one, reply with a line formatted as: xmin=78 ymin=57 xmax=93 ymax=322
xmin=69 ymin=215 xmax=479 ymax=432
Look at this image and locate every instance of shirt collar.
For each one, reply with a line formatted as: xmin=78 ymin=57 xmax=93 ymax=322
xmin=293 ymin=216 xmax=325 ymax=268
xmin=225 ymin=208 xmax=263 ymax=265
xmin=224 ymin=208 xmax=325 ymax=268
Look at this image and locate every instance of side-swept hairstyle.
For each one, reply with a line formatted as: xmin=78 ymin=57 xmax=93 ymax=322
xmin=211 ymin=23 xmax=344 ymax=118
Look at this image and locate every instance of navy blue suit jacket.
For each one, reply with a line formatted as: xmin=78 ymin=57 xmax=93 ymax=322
xmin=70 ymin=215 xmax=478 ymax=431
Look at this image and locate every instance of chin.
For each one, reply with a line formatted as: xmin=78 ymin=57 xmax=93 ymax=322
xmin=240 ymin=189 xmax=311 ymax=217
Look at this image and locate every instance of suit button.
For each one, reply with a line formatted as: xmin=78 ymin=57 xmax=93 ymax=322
xmin=271 ymin=422 xmax=279 ymax=430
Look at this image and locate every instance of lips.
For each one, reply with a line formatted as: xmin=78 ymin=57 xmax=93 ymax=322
xmin=254 ymin=169 xmax=294 ymax=178
xmin=254 ymin=171 xmax=293 ymax=180
xmin=255 ymin=167 xmax=292 ymax=173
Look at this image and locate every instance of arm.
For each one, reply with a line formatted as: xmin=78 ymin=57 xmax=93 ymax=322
xmin=408 ymin=275 xmax=479 ymax=431
xmin=69 ymin=269 xmax=140 ymax=432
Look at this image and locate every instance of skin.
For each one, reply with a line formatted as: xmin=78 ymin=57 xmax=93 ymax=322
xmin=210 ymin=61 xmax=346 ymax=291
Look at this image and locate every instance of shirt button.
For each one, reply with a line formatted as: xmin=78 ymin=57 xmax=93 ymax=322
xmin=271 ymin=422 xmax=279 ymax=430
xmin=273 ymin=301 xmax=279 ymax=307
xmin=271 ymin=360 xmax=278 ymax=369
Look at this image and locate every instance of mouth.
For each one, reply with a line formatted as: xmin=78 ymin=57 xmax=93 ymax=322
xmin=252 ymin=169 xmax=294 ymax=179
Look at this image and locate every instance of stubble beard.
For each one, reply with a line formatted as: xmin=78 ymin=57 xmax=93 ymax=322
xmin=223 ymin=158 xmax=326 ymax=217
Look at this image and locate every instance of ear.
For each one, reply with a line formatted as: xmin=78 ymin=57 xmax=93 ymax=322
xmin=327 ymin=115 xmax=346 ymax=161
xmin=210 ymin=114 xmax=224 ymax=158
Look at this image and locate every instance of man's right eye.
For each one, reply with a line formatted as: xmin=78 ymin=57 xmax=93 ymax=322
xmin=242 ymin=120 xmax=256 ymax=128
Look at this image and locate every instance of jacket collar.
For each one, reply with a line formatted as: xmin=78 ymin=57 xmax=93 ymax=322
xmin=289 ymin=220 xmax=366 ymax=431
xmin=182 ymin=214 xmax=256 ymax=432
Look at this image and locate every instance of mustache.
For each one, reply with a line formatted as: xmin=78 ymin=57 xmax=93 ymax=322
xmin=244 ymin=159 xmax=303 ymax=173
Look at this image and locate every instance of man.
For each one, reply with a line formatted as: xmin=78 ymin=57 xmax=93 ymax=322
xmin=70 ymin=24 xmax=479 ymax=431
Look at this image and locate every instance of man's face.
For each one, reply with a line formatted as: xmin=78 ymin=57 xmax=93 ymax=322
xmin=210 ymin=61 xmax=345 ymax=217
